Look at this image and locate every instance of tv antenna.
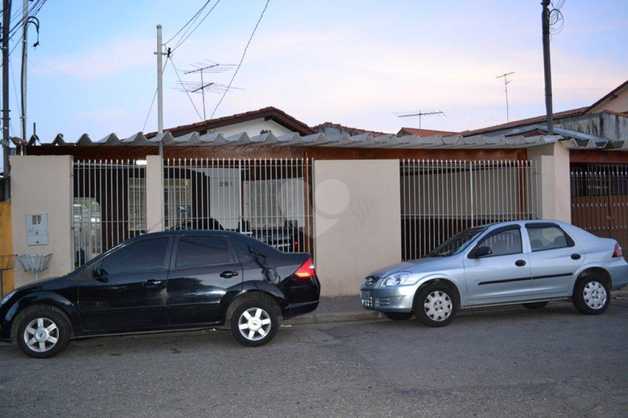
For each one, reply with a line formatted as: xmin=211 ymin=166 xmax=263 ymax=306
xmin=182 ymin=61 xmax=237 ymax=119
xmin=496 ymin=71 xmax=515 ymax=121
xmin=396 ymin=110 xmax=445 ymax=129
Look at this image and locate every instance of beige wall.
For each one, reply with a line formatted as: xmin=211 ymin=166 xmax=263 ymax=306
xmin=528 ymin=142 xmax=571 ymax=223
xmin=10 ymin=156 xmax=74 ymax=287
xmin=589 ymin=86 xmax=628 ymax=114
xmin=314 ymin=160 xmax=401 ymax=296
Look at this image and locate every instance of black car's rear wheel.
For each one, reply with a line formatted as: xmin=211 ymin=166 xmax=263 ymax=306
xmin=229 ymin=295 xmax=280 ymax=347
xmin=14 ymin=305 xmax=71 ymax=358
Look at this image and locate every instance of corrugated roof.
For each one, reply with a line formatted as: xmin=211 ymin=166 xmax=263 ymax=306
xmin=26 ymin=129 xmax=627 ymax=150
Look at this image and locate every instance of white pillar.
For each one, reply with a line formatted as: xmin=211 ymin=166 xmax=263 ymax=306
xmin=10 ymin=155 xmax=73 ymax=287
xmin=146 ymin=155 xmax=164 ymax=232
xmin=528 ymin=141 xmax=571 ymax=222
xmin=314 ymin=160 xmax=401 ymax=296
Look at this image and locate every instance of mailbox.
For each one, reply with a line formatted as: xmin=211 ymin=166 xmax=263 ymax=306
xmin=26 ymin=213 xmax=49 ymax=246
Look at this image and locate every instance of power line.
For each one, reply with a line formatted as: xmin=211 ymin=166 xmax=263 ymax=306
xmin=211 ymin=0 xmax=270 ymax=118
xmin=164 ymin=0 xmax=212 ymax=45
xmin=169 ymin=0 xmax=222 ymax=53
xmin=168 ymin=56 xmax=203 ymax=120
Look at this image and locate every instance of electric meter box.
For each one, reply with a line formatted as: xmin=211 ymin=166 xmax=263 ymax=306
xmin=26 ymin=213 xmax=49 ymax=246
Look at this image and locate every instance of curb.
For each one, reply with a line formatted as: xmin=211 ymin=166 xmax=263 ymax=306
xmin=284 ymin=310 xmax=381 ymax=326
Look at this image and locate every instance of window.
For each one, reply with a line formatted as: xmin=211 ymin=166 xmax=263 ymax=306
xmin=476 ymin=227 xmax=522 ymax=257
xmin=527 ymin=224 xmax=574 ymax=252
xmin=101 ymin=238 xmax=169 ymax=274
xmin=175 ymin=236 xmax=233 ymax=269
xmin=232 ymin=236 xmax=278 ymax=263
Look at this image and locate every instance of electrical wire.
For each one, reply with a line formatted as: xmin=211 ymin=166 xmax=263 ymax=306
xmin=210 ymin=0 xmax=270 ymax=118
xmin=168 ymin=56 xmax=203 ymax=120
xmin=170 ymin=0 xmax=222 ymax=53
xmin=164 ymin=0 xmax=212 ymax=45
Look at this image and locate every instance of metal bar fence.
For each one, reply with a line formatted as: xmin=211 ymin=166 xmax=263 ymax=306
xmin=400 ymin=159 xmax=540 ymax=260
xmin=163 ymin=158 xmax=314 ymax=255
xmin=570 ymin=164 xmax=628 ymax=254
xmin=73 ymin=159 xmax=147 ymax=267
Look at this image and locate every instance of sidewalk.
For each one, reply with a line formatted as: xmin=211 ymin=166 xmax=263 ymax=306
xmin=284 ymin=296 xmax=380 ymax=325
xmin=285 ymin=287 xmax=628 ymax=326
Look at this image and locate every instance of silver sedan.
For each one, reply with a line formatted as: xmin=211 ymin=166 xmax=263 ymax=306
xmin=361 ymin=220 xmax=628 ymax=326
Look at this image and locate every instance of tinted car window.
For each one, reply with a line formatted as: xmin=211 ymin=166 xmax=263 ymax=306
xmin=477 ymin=228 xmax=522 ymax=257
xmin=101 ymin=238 xmax=170 ymax=274
xmin=175 ymin=236 xmax=233 ymax=269
xmin=527 ymin=225 xmax=573 ymax=251
xmin=232 ymin=236 xmax=278 ymax=263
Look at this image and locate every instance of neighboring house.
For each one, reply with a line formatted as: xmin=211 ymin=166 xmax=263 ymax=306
xmin=313 ymin=122 xmax=390 ymax=136
xmin=397 ymin=127 xmax=458 ymax=137
xmin=146 ymin=106 xmax=314 ymax=138
xmin=461 ymin=80 xmax=628 ymax=140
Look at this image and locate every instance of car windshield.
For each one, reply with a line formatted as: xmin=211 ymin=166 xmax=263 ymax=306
xmin=429 ymin=226 xmax=487 ymax=257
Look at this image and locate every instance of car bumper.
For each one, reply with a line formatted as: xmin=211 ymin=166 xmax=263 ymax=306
xmin=360 ymin=286 xmax=415 ymax=313
xmin=609 ymin=262 xmax=628 ymax=290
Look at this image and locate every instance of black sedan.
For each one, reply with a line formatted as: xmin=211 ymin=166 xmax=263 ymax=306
xmin=0 ymin=231 xmax=320 ymax=358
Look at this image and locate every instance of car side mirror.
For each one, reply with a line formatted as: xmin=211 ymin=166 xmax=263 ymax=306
xmin=93 ymin=267 xmax=109 ymax=282
xmin=469 ymin=246 xmax=492 ymax=259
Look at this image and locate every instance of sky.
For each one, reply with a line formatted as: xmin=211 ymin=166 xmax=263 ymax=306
xmin=3 ymin=0 xmax=628 ymax=152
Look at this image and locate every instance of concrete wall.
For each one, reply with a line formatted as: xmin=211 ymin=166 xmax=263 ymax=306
xmin=0 ymin=201 xmax=14 ymax=294
xmin=10 ymin=156 xmax=74 ymax=288
xmin=528 ymin=142 xmax=571 ymax=222
xmin=314 ymin=160 xmax=401 ymax=296
xmin=146 ymin=156 xmax=163 ymax=232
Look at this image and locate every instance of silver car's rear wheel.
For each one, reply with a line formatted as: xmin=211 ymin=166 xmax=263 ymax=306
xmin=582 ymin=281 xmax=607 ymax=310
xmin=573 ymin=275 xmax=610 ymax=315
xmin=423 ymin=291 xmax=453 ymax=322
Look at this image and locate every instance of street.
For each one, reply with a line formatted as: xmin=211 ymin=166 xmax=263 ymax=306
xmin=1 ymin=300 xmax=627 ymax=418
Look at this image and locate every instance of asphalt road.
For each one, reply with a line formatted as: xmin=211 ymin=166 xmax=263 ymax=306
xmin=1 ymin=300 xmax=627 ymax=418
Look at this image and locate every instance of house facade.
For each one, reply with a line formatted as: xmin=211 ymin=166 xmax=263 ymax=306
xmin=2 ymin=82 xmax=627 ymax=297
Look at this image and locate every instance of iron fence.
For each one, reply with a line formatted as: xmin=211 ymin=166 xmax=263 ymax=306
xmin=163 ymin=158 xmax=314 ymax=254
xmin=73 ymin=160 xmax=147 ymax=267
xmin=571 ymin=164 xmax=628 ymax=253
xmin=401 ymin=159 xmax=540 ymax=260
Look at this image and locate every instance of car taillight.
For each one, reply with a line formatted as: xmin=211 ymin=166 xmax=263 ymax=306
xmin=612 ymin=243 xmax=623 ymax=258
xmin=295 ymin=257 xmax=316 ymax=280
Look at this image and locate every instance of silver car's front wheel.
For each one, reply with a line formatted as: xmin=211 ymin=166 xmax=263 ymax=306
xmin=415 ymin=284 xmax=458 ymax=327
xmin=423 ymin=291 xmax=453 ymax=322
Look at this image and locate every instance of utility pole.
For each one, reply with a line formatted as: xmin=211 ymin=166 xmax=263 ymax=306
xmin=541 ymin=0 xmax=554 ymax=133
xmin=154 ymin=24 xmax=166 ymax=231
xmin=496 ymin=72 xmax=514 ymax=122
xmin=2 ymin=0 xmax=11 ymax=187
xmin=20 ymin=0 xmax=29 ymax=143
xmin=397 ymin=110 xmax=445 ymax=129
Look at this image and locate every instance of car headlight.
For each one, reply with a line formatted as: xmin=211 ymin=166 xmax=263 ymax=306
xmin=382 ymin=272 xmax=418 ymax=287
xmin=0 ymin=290 xmax=16 ymax=306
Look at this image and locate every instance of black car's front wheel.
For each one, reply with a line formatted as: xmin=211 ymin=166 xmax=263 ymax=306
xmin=229 ymin=295 xmax=280 ymax=347
xmin=14 ymin=305 xmax=72 ymax=358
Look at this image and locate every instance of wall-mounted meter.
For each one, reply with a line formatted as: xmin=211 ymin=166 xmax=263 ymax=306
xmin=26 ymin=213 xmax=49 ymax=246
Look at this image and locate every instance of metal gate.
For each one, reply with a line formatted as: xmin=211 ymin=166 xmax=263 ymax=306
xmin=570 ymin=164 xmax=628 ymax=252
xmin=73 ymin=160 xmax=147 ymax=267
xmin=401 ymin=160 xmax=540 ymax=260
xmin=163 ymin=158 xmax=314 ymax=254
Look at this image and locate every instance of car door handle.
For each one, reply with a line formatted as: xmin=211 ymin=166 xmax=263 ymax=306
xmin=515 ymin=259 xmax=526 ymax=267
xmin=571 ymin=253 xmax=581 ymax=260
xmin=144 ymin=279 xmax=164 ymax=288
xmin=220 ymin=271 xmax=239 ymax=279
